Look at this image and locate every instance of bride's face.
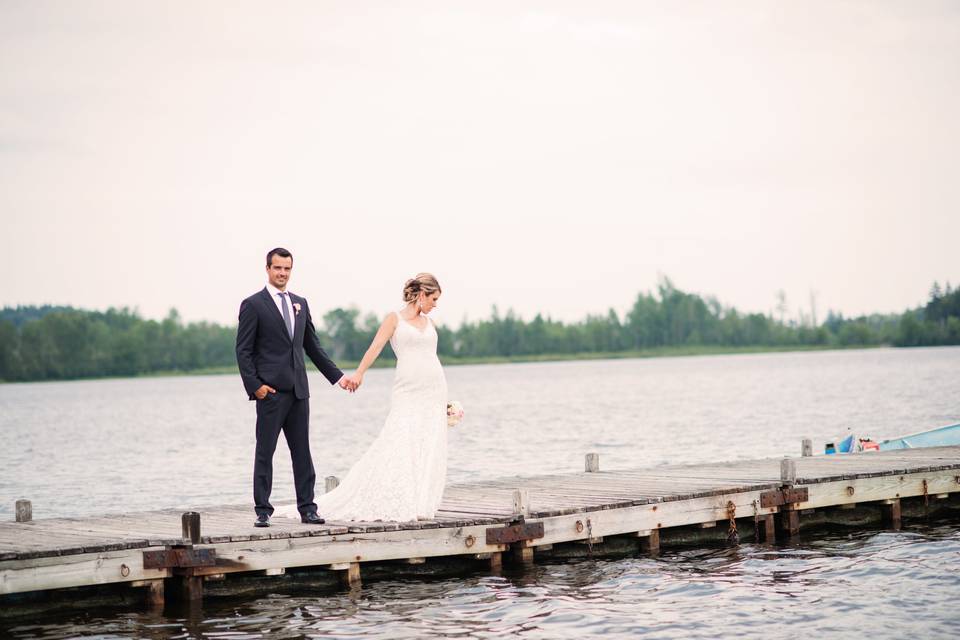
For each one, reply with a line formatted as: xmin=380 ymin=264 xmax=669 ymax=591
xmin=419 ymin=292 xmax=440 ymax=314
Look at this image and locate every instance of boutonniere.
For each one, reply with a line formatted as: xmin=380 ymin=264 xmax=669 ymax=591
xmin=293 ymin=302 xmax=301 ymax=315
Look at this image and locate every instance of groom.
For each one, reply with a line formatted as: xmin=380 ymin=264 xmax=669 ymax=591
xmin=236 ymin=247 xmax=355 ymax=527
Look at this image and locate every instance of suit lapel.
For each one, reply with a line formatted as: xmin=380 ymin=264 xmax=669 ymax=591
xmin=259 ymin=287 xmax=292 ymax=343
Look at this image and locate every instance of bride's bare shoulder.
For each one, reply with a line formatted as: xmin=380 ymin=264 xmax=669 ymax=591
xmin=373 ymin=312 xmax=399 ymax=341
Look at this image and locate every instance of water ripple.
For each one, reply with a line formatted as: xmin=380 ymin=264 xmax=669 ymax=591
xmin=6 ymin=528 xmax=960 ymax=639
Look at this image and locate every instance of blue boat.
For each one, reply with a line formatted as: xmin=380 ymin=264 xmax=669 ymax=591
xmin=825 ymin=422 xmax=960 ymax=454
xmin=877 ymin=422 xmax=960 ymax=450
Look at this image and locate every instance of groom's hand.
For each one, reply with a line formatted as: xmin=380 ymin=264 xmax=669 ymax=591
xmin=338 ymin=377 xmax=357 ymax=393
xmin=347 ymin=373 xmax=363 ymax=392
xmin=254 ymin=384 xmax=276 ymax=400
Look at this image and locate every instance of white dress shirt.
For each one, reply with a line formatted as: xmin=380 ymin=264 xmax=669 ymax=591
xmin=265 ymin=282 xmax=293 ymax=318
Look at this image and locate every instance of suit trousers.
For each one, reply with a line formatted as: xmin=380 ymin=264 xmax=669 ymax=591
xmin=253 ymin=391 xmax=317 ymax=516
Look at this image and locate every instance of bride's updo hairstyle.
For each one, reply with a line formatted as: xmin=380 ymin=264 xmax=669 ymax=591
xmin=403 ymin=273 xmax=442 ymax=303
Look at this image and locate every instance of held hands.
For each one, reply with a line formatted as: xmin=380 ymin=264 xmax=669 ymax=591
xmin=338 ymin=373 xmax=361 ymax=393
xmin=338 ymin=372 xmax=363 ymax=393
xmin=349 ymin=372 xmax=363 ymax=390
xmin=254 ymin=384 xmax=276 ymax=400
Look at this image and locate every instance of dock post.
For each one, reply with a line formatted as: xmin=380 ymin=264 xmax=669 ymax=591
xmin=759 ymin=514 xmax=776 ymax=543
xmin=776 ymin=458 xmax=800 ymax=539
xmin=780 ymin=458 xmax=797 ymax=485
xmin=488 ymin=552 xmax=503 ymax=572
xmin=170 ymin=574 xmax=203 ymax=602
xmin=182 ymin=512 xmax=201 ymax=544
xmin=342 ymin=563 xmax=361 ymax=588
xmin=881 ymin=498 xmax=902 ymax=530
xmin=512 ymin=489 xmax=530 ymax=519
xmin=585 ymin=453 xmax=599 ymax=473
xmin=166 ymin=512 xmax=204 ymax=602
xmin=511 ymin=541 xmax=535 ymax=565
xmin=779 ymin=508 xmax=800 ymax=538
xmin=325 ymin=476 xmax=340 ymax=492
xmin=801 ymin=438 xmax=813 ymax=457
xmin=638 ymin=529 xmax=660 ymax=556
xmin=145 ymin=579 xmax=165 ymax=608
xmin=330 ymin=562 xmax=361 ymax=588
xmin=15 ymin=500 xmax=32 ymax=522
xmin=509 ymin=489 xmax=535 ymax=565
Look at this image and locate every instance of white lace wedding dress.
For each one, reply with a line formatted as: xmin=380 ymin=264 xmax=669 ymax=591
xmin=281 ymin=312 xmax=448 ymax=522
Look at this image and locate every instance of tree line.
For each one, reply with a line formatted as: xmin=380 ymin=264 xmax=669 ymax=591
xmin=1 ymin=279 xmax=958 ymax=382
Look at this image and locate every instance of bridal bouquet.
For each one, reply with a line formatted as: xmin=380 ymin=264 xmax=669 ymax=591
xmin=447 ymin=401 xmax=465 ymax=427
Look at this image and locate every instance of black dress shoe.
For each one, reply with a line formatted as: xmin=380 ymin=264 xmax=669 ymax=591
xmin=254 ymin=514 xmax=271 ymax=527
xmin=301 ymin=511 xmax=326 ymax=525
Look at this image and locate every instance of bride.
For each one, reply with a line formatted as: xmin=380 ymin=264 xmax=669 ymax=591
xmin=281 ymin=273 xmax=448 ymax=522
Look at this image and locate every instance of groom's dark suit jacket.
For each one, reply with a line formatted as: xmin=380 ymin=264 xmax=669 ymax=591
xmin=236 ymin=288 xmax=342 ymax=400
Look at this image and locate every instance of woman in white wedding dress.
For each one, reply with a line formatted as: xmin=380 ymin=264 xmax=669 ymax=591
xmin=282 ymin=273 xmax=448 ymax=522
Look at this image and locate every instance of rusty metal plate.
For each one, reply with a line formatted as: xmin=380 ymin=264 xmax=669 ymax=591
xmin=784 ymin=487 xmax=808 ymax=504
xmin=143 ymin=548 xmax=216 ymax=570
xmin=485 ymin=522 xmax=545 ymax=545
xmin=759 ymin=490 xmax=784 ymax=508
xmin=760 ymin=487 xmax=809 ymax=509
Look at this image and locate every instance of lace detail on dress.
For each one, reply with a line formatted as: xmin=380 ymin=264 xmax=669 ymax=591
xmin=277 ymin=311 xmax=448 ymax=522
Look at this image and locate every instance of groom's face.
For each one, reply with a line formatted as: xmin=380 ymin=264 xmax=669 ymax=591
xmin=267 ymin=256 xmax=293 ymax=290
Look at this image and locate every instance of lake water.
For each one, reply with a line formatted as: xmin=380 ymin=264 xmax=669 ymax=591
xmin=1 ymin=347 xmax=959 ymax=638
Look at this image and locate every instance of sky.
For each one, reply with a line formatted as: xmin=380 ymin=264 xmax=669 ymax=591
xmin=1 ymin=1 xmax=958 ymax=328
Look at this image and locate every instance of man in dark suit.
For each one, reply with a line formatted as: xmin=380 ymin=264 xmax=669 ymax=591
xmin=236 ymin=247 xmax=355 ymax=527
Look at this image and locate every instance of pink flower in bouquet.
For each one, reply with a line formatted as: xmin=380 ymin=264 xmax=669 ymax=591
xmin=446 ymin=401 xmax=464 ymax=427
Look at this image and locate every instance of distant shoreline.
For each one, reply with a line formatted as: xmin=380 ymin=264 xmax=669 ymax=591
xmin=0 ymin=344 xmax=894 ymax=384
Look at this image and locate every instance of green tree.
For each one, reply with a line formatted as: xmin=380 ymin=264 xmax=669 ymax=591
xmin=0 ymin=319 xmax=20 ymax=381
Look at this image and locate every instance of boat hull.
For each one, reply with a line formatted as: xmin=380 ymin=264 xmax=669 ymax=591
xmin=877 ymin=423 xmax=960 ymax=450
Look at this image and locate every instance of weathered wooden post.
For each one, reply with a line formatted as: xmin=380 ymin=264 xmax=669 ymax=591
xmin=638 ymin=529 xmax=660 ymax=555
xmin=15 ymin=500 xmax=32 ymax=522
xmin=330 ymin=562 xmax=361 ymax=588
xmin=145 ymin=580 xmax=165 ymax=608
xmin=780 ymin=458 xmax=797 ymax=485
xmin=343 ymin=563 xmax=361 ymax=587
xmin=511 ymin=489 xmax=534 ymax=564
xmin=759 ymin=514 xmax=776 ymax=544
xmin=801 ymin=438 xmax=813 ymax=457
xmin=182 ymin=512 xmax=201 ymax=544
xmin=512 ymin=489 xmax=530 ymax=518
xmin=169 ymin=571 xmax=203 ymax=602
xmin=325 ymin=476 xmax=340 ymax=492
xmin=777 ymin=458 xmax=800 ymax=539
xmin=585 ymin=453 xmax=600 ymax=473
xmin=881 ymin=498 xmax=901 ymax=530
xmin=176 ymin=512 xmax=203 ymax=601
xmin=130 ymin=577 xmax=167 ymax=607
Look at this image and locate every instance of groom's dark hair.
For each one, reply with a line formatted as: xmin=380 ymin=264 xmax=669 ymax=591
xmin=266 ymin=247 xmax=293 ymax=267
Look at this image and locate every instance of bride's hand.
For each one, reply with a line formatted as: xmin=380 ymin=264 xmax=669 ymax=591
xmin=348 ymin=372 xmax=363 ymax=391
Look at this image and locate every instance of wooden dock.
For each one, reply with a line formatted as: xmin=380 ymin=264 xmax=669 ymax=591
xmin=3 ymin=446 xmax=959 ymax=607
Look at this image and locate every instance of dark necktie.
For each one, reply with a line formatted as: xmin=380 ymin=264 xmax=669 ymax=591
xmin=279 ymin=293 xmax=294 ymax=338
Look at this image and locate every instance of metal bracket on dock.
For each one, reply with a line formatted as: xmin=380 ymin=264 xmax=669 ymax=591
xmin=485 ymin=522 xmax=545 ymax=545
xmin=759 ymin=487 xmax=808 ymax=509
xmin=142 ymin=548 xmax=217 ymax=570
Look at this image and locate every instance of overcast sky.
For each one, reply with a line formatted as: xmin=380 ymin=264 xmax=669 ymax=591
xmin=2 ymin=1 xmax=957 ymax=327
